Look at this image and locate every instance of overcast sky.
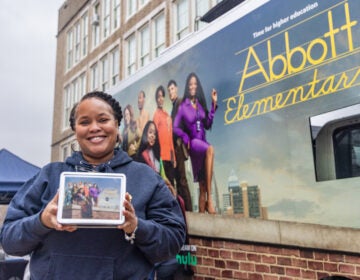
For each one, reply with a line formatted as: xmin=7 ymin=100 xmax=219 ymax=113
xmin=0 ymin=1 xmax=64 ymax=167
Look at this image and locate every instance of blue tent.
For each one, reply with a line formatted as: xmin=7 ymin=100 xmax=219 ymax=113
xmin=0 ymin=149 xmax=40 ymax=204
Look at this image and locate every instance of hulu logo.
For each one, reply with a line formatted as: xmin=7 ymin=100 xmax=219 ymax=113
xmin=176 ymin=252 xmax=197 ymax=266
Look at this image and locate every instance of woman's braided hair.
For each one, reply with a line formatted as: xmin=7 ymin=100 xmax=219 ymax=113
xmin=69 ymin=91 xmax=123 ymax=131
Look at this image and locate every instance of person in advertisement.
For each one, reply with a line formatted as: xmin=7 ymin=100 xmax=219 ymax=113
xmin=167 ymin=79 xmax=193 ymax=212
xmin=136 ymin=90 xmax=150 ymax=136
xmin=174 ymin=72 xmax=218 ymax=214
xmin=0 ymin=91 xmax=186 ymax=280
xmin=153 ymin=85 xmax=176 ymax=186
xmin=122 ymin=104 xmax=141 ymax=158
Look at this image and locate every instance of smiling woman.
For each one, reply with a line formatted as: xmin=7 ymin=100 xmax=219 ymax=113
xmin=0 ymin=91 xmax=186 ymax=280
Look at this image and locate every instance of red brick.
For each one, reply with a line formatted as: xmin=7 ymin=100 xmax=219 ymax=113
xmin=269 ymin=247 xmax=283 ymax=256
xmin=233 ymin=251 xmax=247 ymax=261
xmin=195 ymin=265 xmax=209 ymax=275
xmin=262 ymin=255 xmax=277 ymax=264
xmin=255 ymin=264 xmax=270 ymax=273
xmin=328 ymin=253 xmax=345 ymax=262
xmin=241 ymin=262 xmax=255 ymax=272
xmin=221 ymin=269 xmax=233 ymax=279
xmin=323 ymin=262 xmax=338 ymax=272
xmin=339 ymin=263 xmax=356 ymax=274
xmin=317 ymin=272 xmax=330 ymax=279
xmin=270 ymin=265 xmax=285 ymax=275
xmin=285 ymin=267 xmax=301 ymax=277
xmin=203 ymin=239 xmax=213 ymax=247
xmin=208 ymin=248 xmax=220 ymax=258
xmin=277 ymin=256 xmax=291 ymax=266
xmin=201 ymin=257 xmax=214 ymax=266
xmin=255 ymin=245 xmax=270 ymax=254
xmin=301 ymin=269 xmax=316 ymax=279
xmin=233 ymin=270 xmax=248 ymax=279
xmin=209 ymin=267 xmax=221 ymax=277
xmin=238 ymin=243 xmax=255 ymax=252
xmin=212 ymin=240 xmax=225 ymax=249
xmin=345 ymin=255 xmax=360 ymax=264
xmin=248 ymin=272 xmax=264 ymax=280
xmin=220 ymin=249 xmax=232 ymax=259
xmin=300 ymin=250 xmax=314 ymax=259
xmin=263 ymin=275 xmax=279 ymax=280
xmin=308 ymin=260 xmax=324 ymax=270
xmin=314 ymin=251 xmax=329 ymax=261
xmin=224 ymin=242 xmax=243 ymax=250
xmin=248 ymin=253 xmax=261 ymax=262
xmin=282 ymin=248 xmax=300 ymax=257
xmin=227 ymin=260 xmax=240 ymax=270
xmin=291 ymin=258 xmax=307 ymax=268
xmin=214 ymin=259 xmax=225 ymax=268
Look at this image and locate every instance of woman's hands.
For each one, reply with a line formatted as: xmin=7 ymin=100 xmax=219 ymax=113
xmin=40 ymin=192 xmax=77 ymax=232
xmin=41 ymin=192 xmax=138 ymax=235
xmin=118 ymin=192 xmax=138 ymax=234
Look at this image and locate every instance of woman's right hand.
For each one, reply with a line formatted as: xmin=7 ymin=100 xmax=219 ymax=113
xmin=40 ymin=192 xmax=77 ymax=232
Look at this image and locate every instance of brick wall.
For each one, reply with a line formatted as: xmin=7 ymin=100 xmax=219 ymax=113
xmin=189 ymin=236 xmax=360 ymax=280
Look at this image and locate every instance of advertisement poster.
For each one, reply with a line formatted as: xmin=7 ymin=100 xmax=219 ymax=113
xmin=113 ymin=0 xmax=360 ymax=228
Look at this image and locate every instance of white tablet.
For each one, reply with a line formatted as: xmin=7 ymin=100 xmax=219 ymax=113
xmin=57 ymin=172 xmax=126 ymax=227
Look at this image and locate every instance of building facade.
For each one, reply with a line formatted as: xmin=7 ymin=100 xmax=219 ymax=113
xmin=51 ymin=0 xmax=223 ymax=162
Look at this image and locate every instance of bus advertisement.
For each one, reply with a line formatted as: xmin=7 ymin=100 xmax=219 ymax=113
xmin=111 ymin=0 xmax=360 ymax=229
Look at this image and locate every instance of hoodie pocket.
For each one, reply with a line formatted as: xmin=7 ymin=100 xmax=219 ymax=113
xmin=46 ymin=253 xmax=114 ymax=280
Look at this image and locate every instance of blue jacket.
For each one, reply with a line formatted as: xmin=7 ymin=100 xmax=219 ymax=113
xmin=0 ymin=149 xmax=186 ymax=280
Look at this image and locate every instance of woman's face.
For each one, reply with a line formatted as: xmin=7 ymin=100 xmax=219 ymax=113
xmin=147 ymin=123 xmax=157 ymax=147
xmin=124 ymin=108 xmax=130 ymax=125
xmin=74 ymin=97 xmax=118 ymax=165
xmin=188 ymin=76 xmax=198 ymax=97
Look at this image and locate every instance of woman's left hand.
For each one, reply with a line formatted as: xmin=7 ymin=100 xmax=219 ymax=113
xmin=118 ymin=192 xmax=138 ymax=234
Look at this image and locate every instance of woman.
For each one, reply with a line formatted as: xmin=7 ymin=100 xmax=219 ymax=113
xmin=0 ymin=91 xmax=186 ymax=280
xmin=122 ymin=104 xmax=141 ymax=158
xmin=173 ymin=72 xmax=218 ymax=214
xmin=136 ymin=121 xmax=181 ymax=279
xmin=136 ymin=120 xmax=176 ymax=196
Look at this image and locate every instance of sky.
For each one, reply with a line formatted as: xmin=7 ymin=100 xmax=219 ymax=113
xmin=0 ymin=1 xmax=64 ymax=167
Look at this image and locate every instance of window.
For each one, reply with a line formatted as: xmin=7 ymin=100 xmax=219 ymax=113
xmin=92 ymin=3 xmax=101 ymax=48
xmin=66 ymin=30 xmax=74 ymax=69
xmin=111 ymin=47 xmax=119 ymax=86
xmin=175 ymin=0 xmax=190 ymax=40
xmin=64 ymin=86 xmax=72 ymax=128
xmin=80 ymin=73 xmax=87 ymax=97
xmin=139 ymin=25 xmax=150 ymax=67
xmin=74 ymin=22 xmax=81 ymax=63
xmin=101 ymin=55 xmax=109 ymax=91
xmin=126 ymin=34 xmax=136 ymax=76
xmin=81 ymin=14 xmax=89 ymax=57
xmin=333 ymin=126 xmax=360 ymax=179
xmin=91 ymin=63 xmax=99 ymax=90
xmin=153 ymin=12 xmax=165 ymax=58
xmin=311 ymin=104 xmax=360 ymax=181
xmin=195 ymin=0 xmax=210 ymax=30
xmin=113 ymin=0 xmax=121 ymax=30
xmin=127 ymin=0 xmax=136 ymax=18
xmin=103 ymin=0 xmax=111 ymax=39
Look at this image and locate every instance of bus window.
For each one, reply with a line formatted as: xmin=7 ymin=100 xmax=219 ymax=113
xmin=310 ymin=104 xmax=360 ymax=181
xmin=333 ymin=125 xmax=360 ymax=179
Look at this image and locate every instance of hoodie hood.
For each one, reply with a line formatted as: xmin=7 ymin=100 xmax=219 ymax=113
xmin=65 ymin=148 xmax=133 ymax=173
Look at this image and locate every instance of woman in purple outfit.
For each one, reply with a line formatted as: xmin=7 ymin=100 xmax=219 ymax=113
xmin=173 ymin=72 xmax=217 ymax=214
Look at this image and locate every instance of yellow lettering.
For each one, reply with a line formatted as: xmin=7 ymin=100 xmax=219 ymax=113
xmin=238 ymin=47 xmax=269 ymax=94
